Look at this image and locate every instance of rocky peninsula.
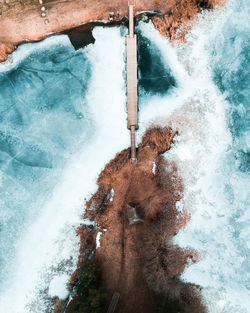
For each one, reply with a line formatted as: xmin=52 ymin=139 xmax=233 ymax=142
xmin=51 ymin=126 xmax=206 ymax=313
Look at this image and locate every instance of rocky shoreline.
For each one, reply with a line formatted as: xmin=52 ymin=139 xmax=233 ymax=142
xmin=54 ymin=126 xmax=207 ymax=313
xmin=0 ymin=1 xmax=227 ymax=311
xmin=0 ymin=0 xmax=225 ymax=62
xmin=0 ymin=42 xmax=16 ymax=63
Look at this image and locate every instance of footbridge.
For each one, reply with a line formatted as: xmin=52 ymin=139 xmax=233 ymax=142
xmin=126 ymin=1 xmax=138 ymax=161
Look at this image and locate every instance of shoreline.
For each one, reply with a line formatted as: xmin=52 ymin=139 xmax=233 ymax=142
xmin=0 ymin=11 xmax=162 ymax=63
xmin=0 ymin=0 xmax=225 ymax=62
xmin=56 ymin=126 xmax=206 ymax=313
xmin=0 ymin=0 xmax=172 ymax=62
xmin=0 ymin=1 xmax=229 ymax=312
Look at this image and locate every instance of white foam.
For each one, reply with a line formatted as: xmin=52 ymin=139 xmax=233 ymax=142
xmin=1 ymin=2 xmax=249 ymax=312
xmin=48 ymin=274 xmax=69 ymax=300
xmin=0 ymin=35 xmax=72 ymax=73
xmin=0 ymin=26 xmax=129 ymax=313
xmin=176 ymin=199 xmax=184 ymax=213
xmin=137 ymin=3 xmax=249 ymax=312
xmin=82 ymin=218 xmax=96 ymax=227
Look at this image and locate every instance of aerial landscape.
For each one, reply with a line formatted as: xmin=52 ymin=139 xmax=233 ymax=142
xmin=0 ymin=0 xmax=249 ymax=313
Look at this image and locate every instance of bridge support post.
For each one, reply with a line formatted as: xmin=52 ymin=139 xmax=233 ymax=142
xmin=130 ymin=125 xmax=136 ymax=161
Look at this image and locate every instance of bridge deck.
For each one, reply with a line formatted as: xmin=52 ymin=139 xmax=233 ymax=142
xmin=126 ymin=34 xmax=138 ymax=129
xmin=126 ymin=3 xmax=138 ymax=160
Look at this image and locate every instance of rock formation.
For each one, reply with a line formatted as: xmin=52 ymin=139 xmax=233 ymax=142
xmin=62 ymin=126 xmax=206 ymax=313
xmin=0 ymin=0 xmax=226 ymax=62
xmin=0 ymin=42 xmax=15 ymax=62
xmin=152 ymin=0 xmax=226 ymax=41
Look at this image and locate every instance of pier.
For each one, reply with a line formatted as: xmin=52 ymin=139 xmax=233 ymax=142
xmin=126 ymin=1 xmax=138 ymax=161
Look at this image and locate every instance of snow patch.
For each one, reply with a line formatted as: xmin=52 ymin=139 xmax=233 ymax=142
xmin=96 ymin=232 xmax=102 ymax=249
xmin=152 ymin=161 xmax=156 ymax=174
xmin=110 ymin=188 xmax=115 ymax=201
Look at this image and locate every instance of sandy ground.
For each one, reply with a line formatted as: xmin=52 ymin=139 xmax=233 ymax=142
xmin=63 ymin=126 xmax=207 ymax=313
xmin=0 ymin=0 xmax=225 ymax=62
xmin=0 ymin=0 xmax=173 ymax=44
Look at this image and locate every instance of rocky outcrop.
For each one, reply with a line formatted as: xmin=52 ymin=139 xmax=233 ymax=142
xmin=63 ymin=126 xmax=206 ymax=313
xmin=0 ymin=42 xmax=15 ymax=62
xmin=152 ymin=0 xmax=226 ymax=41
xmin=0 ymin=0 xmax=227 ymax=63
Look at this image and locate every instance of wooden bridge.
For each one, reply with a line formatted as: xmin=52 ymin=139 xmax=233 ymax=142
xmin=126 ymin=1 xmax=138 ymax=161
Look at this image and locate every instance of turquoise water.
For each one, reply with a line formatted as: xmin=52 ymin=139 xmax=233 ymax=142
xmin=137 ymin=0 xmax=249 ymax=311
xmin=0 ymin=1 xmax=249 ymax=312
xmin=137 ymin=28 xmax=176 ymax=95
xmin=0 ymin=39 xmax=91 ymax=285
xmin=0 ymin=27 xmax=129 ymax=312
xmin=212 ymin=2 xmax=250 ymax=173
xmin=209 ymin=0 xmax=250 ymax=304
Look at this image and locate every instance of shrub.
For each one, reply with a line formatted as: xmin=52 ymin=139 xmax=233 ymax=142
xmin=67 ymin=261 xmax=106 ymax=313
xmin=157 ymin=297 xmax=184 ymax=313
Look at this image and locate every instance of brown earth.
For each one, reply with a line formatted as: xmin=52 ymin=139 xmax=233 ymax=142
xmin=63 ymin=126 xmax=207 ymax=313
xmin=0 ymin=42 xmax=16 ymax=62
xmin=152 ymin=0 xmax=226 ymax=41
xmin=0 ymin=0 xmax=226 ymax=62
xmin=0 ymin=0 xmax=37 ymax=17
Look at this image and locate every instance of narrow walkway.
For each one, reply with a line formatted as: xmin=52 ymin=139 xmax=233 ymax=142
xmin=126 ymin=1 xmax=138 ymax=161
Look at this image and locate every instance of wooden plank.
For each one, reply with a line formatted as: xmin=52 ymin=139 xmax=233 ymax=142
xmin=107 ymin=292 xmax=120 ymax=313
xmin=126 ymin=35 xmax=138 ymax=129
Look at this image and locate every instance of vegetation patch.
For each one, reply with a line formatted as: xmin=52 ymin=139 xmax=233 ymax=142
xmin=156 ymin=296 xmax=184 ymax=313
xmin=66 ymin=261 xmax=106 ymax=313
